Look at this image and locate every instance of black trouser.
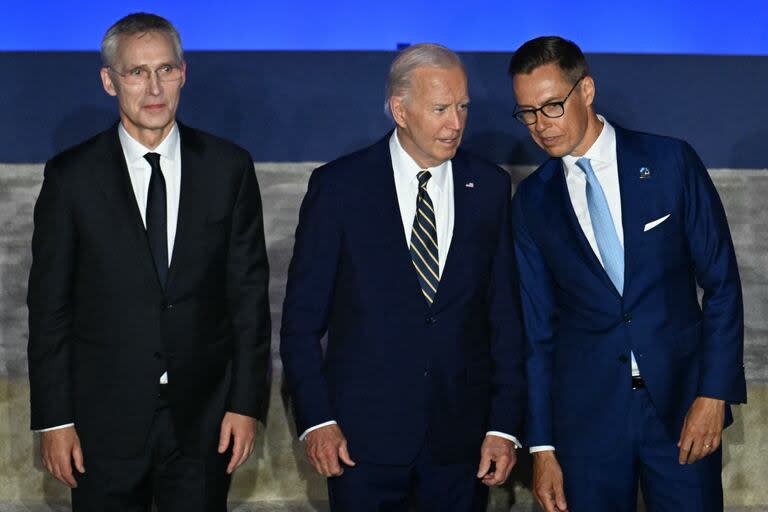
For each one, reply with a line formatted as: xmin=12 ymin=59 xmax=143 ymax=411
xmin=72 ymin=396 xmax=231 ymax=512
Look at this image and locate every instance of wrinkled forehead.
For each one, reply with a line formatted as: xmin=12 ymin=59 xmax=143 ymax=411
xmin=114 ymin=31 xmax=180 ymax=66
xmin=410 ymin=66 xmax=468 ymax=97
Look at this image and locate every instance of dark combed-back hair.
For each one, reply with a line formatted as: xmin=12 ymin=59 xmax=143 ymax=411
xmin=508 ymin=36 xmax=589 ymax=84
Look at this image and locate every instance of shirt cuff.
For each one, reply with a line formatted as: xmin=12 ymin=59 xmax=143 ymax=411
xmin=485 ymin=431 xmax=522 ymax=449
xmin=35 ymin=423 xmax=75 ymax=433
xmin=299 ymin=420 xmax=337 ymax=441
xmin=529 ymin=445 xmax=556 ymax=454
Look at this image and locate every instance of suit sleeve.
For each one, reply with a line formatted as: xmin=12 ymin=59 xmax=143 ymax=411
xmin=225 ymin=157 xmax=271 ymax=420
xmin=27 ymin=161 xmax=76 ymax=430
xmin=511 ymin=185 xmax=559 ymax=448
xmin=486 ymin=177 xmax=527 ymax=439
xmin=280 ymin=168 xmax=341 ymax=436
xmin=678 ymin=142 xmax=746 ymax=404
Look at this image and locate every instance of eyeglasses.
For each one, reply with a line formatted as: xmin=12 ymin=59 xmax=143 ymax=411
xmin=108 ymin=64 xmax=182 ymax=86
xmin=513 ymin=76 xmax=585 ymax=126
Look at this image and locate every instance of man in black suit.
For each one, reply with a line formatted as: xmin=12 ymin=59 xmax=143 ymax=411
xmin=27 ymin=13 xmax=270 ymax=511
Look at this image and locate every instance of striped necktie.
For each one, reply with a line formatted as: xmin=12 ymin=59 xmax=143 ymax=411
xmin=410 ymin=170 xmax=439 ymax=305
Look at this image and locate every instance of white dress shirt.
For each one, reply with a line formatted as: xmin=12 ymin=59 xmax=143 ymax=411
xmin=37 ymin=124 xmax=181 ymax=433
xmin=301 ymin=131 xmax=520 ymax=449
xmin=530 ymin=115 xmax=639 ymax=454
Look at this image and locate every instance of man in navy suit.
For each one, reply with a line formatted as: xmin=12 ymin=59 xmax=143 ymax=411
xmin=508 ymin=36 xmax=746 ymax=511
xmin=280 ymin=44 xmax=526 ymax=511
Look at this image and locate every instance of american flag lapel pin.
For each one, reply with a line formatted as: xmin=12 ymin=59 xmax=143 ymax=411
xmin=465 ymin=182 xmax=474 ymax=188
xmin=639 ymin=167 xmax=651 ymax=179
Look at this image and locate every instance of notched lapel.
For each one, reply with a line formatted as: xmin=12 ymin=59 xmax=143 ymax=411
xmin=91 ymin=125 xmax=162 ymax=290
xmin=165 ymin=125 xmax=209 ymax=292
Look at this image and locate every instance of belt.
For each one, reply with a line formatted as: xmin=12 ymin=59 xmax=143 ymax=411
xmin=631 ymin=376 xmax=645 ymax=390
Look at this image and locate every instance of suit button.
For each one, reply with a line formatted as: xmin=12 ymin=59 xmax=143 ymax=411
xmin=623 ymin=313 xmax=632 ymax=323
xmin=618 ymin=355 xmax=629 ymax=364
xmin=425 ymin=316 xmax=436 ymax=325
xmin=423 ymin=370 xmax=429 ymax=377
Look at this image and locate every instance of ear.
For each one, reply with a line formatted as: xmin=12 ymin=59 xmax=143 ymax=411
xmin=100 ymin=67 xmax=118 ymax=97
xmin=581 ymin=75 xmax=596 ymax=108
xmin=389 ymin=96 xmax=408 ymax=129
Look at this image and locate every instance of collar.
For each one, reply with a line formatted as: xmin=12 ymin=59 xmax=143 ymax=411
xmin=389 ymin=130 xmax=450 ymax=193
xmin=562 ymin=114 xmax=616 ymax=177
xmin=118 ymin=122 xmax=179 ymax=165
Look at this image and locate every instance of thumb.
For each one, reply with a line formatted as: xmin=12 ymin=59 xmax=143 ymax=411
xmin=218 ymin=420 xmax=232 ymax=454
xmin=476 ymin=454 xmax=491 ymax=478
xmin=555 ymin=485 xmax=568 ymax=511
xmin=72 ymin=443 xmax=85 ymax=474
xmin=338 ymin=441 xmax=356 ymax=467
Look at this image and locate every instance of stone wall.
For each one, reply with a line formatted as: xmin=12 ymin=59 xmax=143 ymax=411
xmin=1 ymin=163 xmax=766 ymax=509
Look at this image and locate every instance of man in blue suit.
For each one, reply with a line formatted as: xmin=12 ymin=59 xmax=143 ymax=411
xmin=508 ymin=36 xmax=746 ymax=511
xmin=280 ymin=44 xmax=526 ymax=511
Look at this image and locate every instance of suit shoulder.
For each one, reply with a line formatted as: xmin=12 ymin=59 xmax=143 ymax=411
xmin=45 ymin=128 xmax=115 ymax=176
xmin=182 ymin=125 xmax=252 ymax=161
xmin=311 ymin=139 xmax=387 ymax=183
xmin=515 ymin=158 xmax=558 ymax=196
xmin=618 ymin=127 xmax=692 ymax=155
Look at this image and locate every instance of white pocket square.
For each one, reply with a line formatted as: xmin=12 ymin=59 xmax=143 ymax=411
xmin=644 ymin=214 xmax=671 ymax=232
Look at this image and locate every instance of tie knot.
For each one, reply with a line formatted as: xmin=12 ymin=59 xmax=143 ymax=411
xmin=575 ymin=157 xmax=595 ymax=177
xmin=144 ymin=152 xmax=162 ymax=170
xmin=417 ymin=170 xmax=432 ymax=189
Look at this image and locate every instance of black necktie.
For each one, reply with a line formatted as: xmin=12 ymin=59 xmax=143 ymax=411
xmin=144 ymin=152 xmax=168 ymax=289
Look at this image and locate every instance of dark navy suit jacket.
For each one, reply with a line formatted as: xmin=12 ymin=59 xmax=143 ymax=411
xmin=512 ymin=125 xmax=747 ymax=456
xmin=280 ymin=134 xmax=526 ymax=465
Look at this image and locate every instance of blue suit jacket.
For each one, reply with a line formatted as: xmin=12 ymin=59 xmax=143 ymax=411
xmin=512 ymin=126 xmax=747 ymax=456
xmin=280 ymin=134 xmax=526 ymax=465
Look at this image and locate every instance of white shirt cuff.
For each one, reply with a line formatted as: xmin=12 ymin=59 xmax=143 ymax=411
xmin=299 ymin=420 xmax=337 ymax=441
xmin=35 ymin=423 xmax=75 ymax=433
xmin=485 ymin=431 xmax=522 ymax=449
xmin=529 ymin=445 xmax=556 ymax=453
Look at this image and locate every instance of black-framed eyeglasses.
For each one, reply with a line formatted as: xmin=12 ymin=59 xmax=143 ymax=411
xmin=513 ymin=76 xmax=585 ymax=126
xmin=108 ymin=64 xmax=182 ymax=86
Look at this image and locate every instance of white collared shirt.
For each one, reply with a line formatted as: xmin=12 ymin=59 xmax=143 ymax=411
xmin=118 ymin=122 xmax=181 ymax=262
xmin=389 ymin=130 xmax=454 ymax=275
xmin=300 ymin=131 xmax=520 ymax=449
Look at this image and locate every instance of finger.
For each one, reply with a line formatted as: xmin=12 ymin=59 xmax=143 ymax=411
xmin=237 ymin=440 xmax=253 ymax=469
xmin=56 ymin=459 xmax=78 ymax=488
xmin=678 ymin=436 xmax=693 ymax=464
xmin=687 ymin=438 xmax=705 ymax=465
xmin=711 ymin=435 xmax=722 ymax=451
xmin=554 ymin=482 xmax=568 ymax=511
xmin=227 ymin=435 xmax=246 ymax=474
xmin=476 ymin=454 xmax=492 ymax=478
xmin=338 ymin=442 xmax=356 ymax=467
xmin=72 ymin=443 xmax=86 ymax=474
xmin=495 ymin=455 xmax=512 ymax=484
xmin=218 ymin=421 xmax=232 ymax=454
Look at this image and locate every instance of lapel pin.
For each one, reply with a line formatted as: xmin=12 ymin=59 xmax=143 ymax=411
xmin=639 ymin=167 xmax=651 ymax=179
xmin=465 ymin=182 xmax=474 ymax=188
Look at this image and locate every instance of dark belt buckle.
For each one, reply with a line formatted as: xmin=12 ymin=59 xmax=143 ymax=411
xmin=631 ymin=376 xmax=645 ymax=390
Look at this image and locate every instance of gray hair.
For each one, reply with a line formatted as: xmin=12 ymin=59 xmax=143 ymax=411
xmin=101 ymin=13 xmax=184 ymax=68
xmin=384 ymin=43 xmax=465 ymax=118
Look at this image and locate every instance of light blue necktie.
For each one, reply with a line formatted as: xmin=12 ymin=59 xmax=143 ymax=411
xmin=575 ymin=157 xmax=624 ymax=295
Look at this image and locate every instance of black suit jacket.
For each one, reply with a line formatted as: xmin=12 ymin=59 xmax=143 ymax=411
xmin=27 ymin=122 xmax=270 ymax=457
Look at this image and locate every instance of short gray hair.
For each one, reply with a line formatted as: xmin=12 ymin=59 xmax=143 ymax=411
xmin=384 ymin=43 xmax=465 ymax=117
xmin=101 ymin=13 xmax=184 ymax=68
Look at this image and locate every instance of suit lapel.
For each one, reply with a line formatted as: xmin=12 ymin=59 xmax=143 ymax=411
xmin=543 ymin=159 xmax=621 ymax=297
xmin=615 ymin=127 xmax=649 ymax=295
xmin=165 ymin=123 xmax=209 ymax=292
xmin=91 ymin=124 xmax=163 ymax=291
xmin=430 ymin=151 xmax=471 ymax=310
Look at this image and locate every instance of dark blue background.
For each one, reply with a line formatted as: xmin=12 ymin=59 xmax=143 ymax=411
xmin=2 ymin=51 xmax=766 ymax=167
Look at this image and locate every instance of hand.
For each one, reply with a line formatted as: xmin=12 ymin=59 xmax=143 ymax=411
xmin=305 ymin=424 xmax=355 ymax=477
xmin=40 ymin=426 xmax=85 ymax=488
xmin=218 ymin=411 xmax=258 ymax=474
xmin=532 ymin=451 xmax=568 ymax=512
xmin=677 ymin=396 xmax=725 ymax=464
xmin=476 ymin=435 xmax=516 ymax=486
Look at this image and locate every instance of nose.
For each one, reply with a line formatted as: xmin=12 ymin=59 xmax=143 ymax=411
xmin=447 ymin=108 xmax=463 ymax=131
xmin=146 ymin=71 xmax=162 ymax=95
xmin=533 ymin=110 xmax=551 ymax=133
